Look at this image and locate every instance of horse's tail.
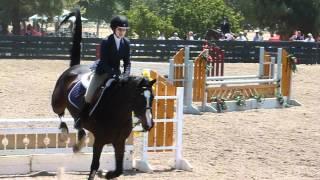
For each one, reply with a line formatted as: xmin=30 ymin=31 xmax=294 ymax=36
xmin=59 ymin=9 xmax=82 ymax=67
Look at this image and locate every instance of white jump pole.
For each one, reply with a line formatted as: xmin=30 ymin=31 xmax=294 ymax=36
xmin=277 ymin=48 xmax=282 ymax=95
xmin=206 ymin=78 xmax=277 ymax=86
xmin=168 ymin=59 xmax=174 ymax=83
xmin=175 ymin=87 xmax=192 ymax=171
xmin=271 ymin=56 xmax=276 ymax=79
xmin=207 ymin=75 xmax=259 ymax=81
xmin=183 ymin=46 xmax=200 ymax=114
xmin=259 ymin=47 xmax=265 ymax=77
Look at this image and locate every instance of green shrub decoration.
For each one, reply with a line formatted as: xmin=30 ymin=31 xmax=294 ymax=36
xmin=234 ymin=95 xmax=246 ymax=106
xmin=252 ymin=94 xmax=265 ymax=103
xmin=287 ymin=54 xmax=298 ymax=73
xmin=211 ymin=96 xmax=227 ymax=112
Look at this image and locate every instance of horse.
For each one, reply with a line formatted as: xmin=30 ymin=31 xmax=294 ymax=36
xmin=204 ymin=29 xmax=224 ymax=41
xmin=51 ymin=9 xmax=156 ymax=179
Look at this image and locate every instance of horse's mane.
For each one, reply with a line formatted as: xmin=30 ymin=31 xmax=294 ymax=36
xmin=92 ymin=76 xmax=148 ymax=122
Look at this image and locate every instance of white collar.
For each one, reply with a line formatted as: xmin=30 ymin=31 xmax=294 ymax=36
xmin=114 ymin=34 xmax=122 ymax=50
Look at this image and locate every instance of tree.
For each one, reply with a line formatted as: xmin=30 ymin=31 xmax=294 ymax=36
xmin=79 ymin=0 xmax=131 ymax=36
xmin=126 ymin=4 xmax=176 ymax=39
xmin=230 ymin=0 xmax=320 ymax=39
xmin=171 ymin=0 xmax=243 ymax=39
xmin=0 ymin=0 xmax=78 ymax=35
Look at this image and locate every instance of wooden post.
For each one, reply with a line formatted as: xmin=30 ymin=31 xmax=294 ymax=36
xmin=193 ymin=55 xmax=206 ymax=102
xmin=173 ymin=48 xmax=184 ymax=87
xmin=148 ymin=71 xmax=175 ymax=152
xmin=281 ymin=49 xmax=292 ymax=97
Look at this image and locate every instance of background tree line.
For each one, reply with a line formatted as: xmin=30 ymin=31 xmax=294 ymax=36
xmin=0 ymin=0 xmax=319 ymax=39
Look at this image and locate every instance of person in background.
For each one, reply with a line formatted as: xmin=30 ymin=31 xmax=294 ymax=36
xmin=235 ymin=32 xmax=247 ymax=41
xmin=220 ymin=16 xmax=231 ymax=35
xmin=289 ymin=30 xmax=304 ymax=41
xmin=253 ymin=30 xmax=263 ymax=41
xmin=304 ymin=33 xmax=315 ymax=42
xmin=219 ymin=33 xmax=234 ymax=41
xmin=157 ymin=32 xmax=166 ymax=40
xmin=187 ymin=31 xmax=194 ymax=40
xmin=168 ymin=32 xmax=180 ymax=40
xmin=269 ymin=32 xmax=281 ymax=42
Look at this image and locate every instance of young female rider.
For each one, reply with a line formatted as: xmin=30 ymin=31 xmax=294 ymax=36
xmin=76 ymin=15 xmax=131 ymax=128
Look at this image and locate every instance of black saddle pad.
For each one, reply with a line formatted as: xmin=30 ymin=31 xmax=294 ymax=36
xmin=68 ymin=81 xmax=86 ymax=109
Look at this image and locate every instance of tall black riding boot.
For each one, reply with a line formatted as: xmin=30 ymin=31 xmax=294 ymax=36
xmin=74 ymin=102 xmax=91 ymax=129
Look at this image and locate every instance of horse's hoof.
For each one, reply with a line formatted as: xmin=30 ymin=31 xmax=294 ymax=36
xmin=59 ymin=128 xmax=69 ymax=142
xmin=73 ymin=144 xmax=81 ymax=153
xmin=59 ymin=122 xmax=69 ymax=132
xmin=105 ymin=170 xmax=122 ymax=179
xmin=88 ymin=170 xmax=97 ymax=180
xmin=97 ymin=170 xmax=106 ymax=178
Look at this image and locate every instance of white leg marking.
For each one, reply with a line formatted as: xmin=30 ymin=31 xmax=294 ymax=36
xmin=144 ymin=90 xmax=152 ymax=128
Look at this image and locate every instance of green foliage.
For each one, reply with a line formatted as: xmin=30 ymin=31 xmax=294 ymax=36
xmin=232 ymin=0 xmax=320 ymax=37
xmin=171 ymin=0 xmax=243 ymax=38
xmin=0 ymin=0 xmax=78 ymax=34
xmin=252 ymin=94 xmax=265 ymax=103
xmin=126 ymin=4 xmax=176 ymax=39
xmin=234 ymin=93 xmax=246 ymax=106
xmin=276 ymin=93 xmax=285 ymax=105
xmin=79 ymin=0 xmax=130 ymax=23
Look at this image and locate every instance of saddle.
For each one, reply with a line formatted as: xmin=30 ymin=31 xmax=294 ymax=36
xmin=68 ymin=72 xmax=116 ymax=114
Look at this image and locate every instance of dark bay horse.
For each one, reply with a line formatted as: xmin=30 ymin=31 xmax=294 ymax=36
xmin=51 ymin=9 xmax=155 ymax=179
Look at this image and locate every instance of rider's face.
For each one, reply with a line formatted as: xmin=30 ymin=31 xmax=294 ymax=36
xmin=114 ymin=27 xmax=127 ymax=38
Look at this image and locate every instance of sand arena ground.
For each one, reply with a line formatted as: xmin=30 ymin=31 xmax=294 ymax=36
xmin=0 ymin=60 xmax=319 ymax=179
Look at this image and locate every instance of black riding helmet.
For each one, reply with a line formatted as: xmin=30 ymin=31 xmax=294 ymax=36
xmin=110 ymin=15 xmax=129 ymax=30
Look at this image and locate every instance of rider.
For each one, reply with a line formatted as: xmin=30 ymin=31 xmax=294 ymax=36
xmin=75 ymin=15 xmax=131 ymax=128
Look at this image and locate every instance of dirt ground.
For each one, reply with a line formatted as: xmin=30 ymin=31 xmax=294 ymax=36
xmin=0 ymin=60 xmax=319 ymax=180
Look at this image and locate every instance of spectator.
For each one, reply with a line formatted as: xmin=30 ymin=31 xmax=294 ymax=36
xmin=317 ymin=34 xmax=320 ymax=42
xmin=304 ymin=33 xmax=315 ymax=42
xmin=243 ymin=31 xmax=249 ymax=41
xmin=289 ymin=30 xmax=304 ymax=41
xmin=269 ymin=32 xmax=281 ymax=42
xmin=157 ymin=32 xmax=166 ymax=40
xmin=187 ymin=31 xmax=194 ymax=40
xmin=219 ymin=33 xmax=234 ymax=41
xmin=25 ymin=24 xmax=33 ymax=36
xmin=235 ymin=32 xmax=247 ymax=41
xmin=220 ymin=17 xmax=231 ymax=34
xmin=168 ymin=32 xmax=180 ymax=40
xmin=253 ymin=30 xmax=263 ymax=41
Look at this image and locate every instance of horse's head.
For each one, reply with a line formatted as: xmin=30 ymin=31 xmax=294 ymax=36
xmin=132 ymin=77 xmax=156 ymax=131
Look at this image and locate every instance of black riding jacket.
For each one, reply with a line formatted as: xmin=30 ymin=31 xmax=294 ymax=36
xmin=95 ymin=34 xmax=131 ymax=76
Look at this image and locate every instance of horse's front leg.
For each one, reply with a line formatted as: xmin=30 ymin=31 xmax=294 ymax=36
xmin=88 ymin=141 xmax=103 ymax=180
xmin=106 ymin=140 xmax=125 ymax=179
xmin=73 ymin=129 xmax=86 ymax=153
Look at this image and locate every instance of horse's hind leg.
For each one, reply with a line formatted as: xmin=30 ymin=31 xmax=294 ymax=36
xmin=105 ymin=140 xmax=125 ymax=179
xmin=73 ymin=129 xmax=86 ymax=153
xmin=58 ymin=117 xmax=69 ymax=142
xmin=88 ymin=141 xmax=104 ymax=180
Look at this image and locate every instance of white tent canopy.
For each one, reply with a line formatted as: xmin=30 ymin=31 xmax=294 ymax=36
xmin=28 ymin=14 xmax=48 ymax=21
xmin=54 ymin=9 xmax=88 ymax=22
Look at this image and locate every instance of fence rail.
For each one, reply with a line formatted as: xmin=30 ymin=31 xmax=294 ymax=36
xmin=0 ymin=35 xmax=319 ymax=64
